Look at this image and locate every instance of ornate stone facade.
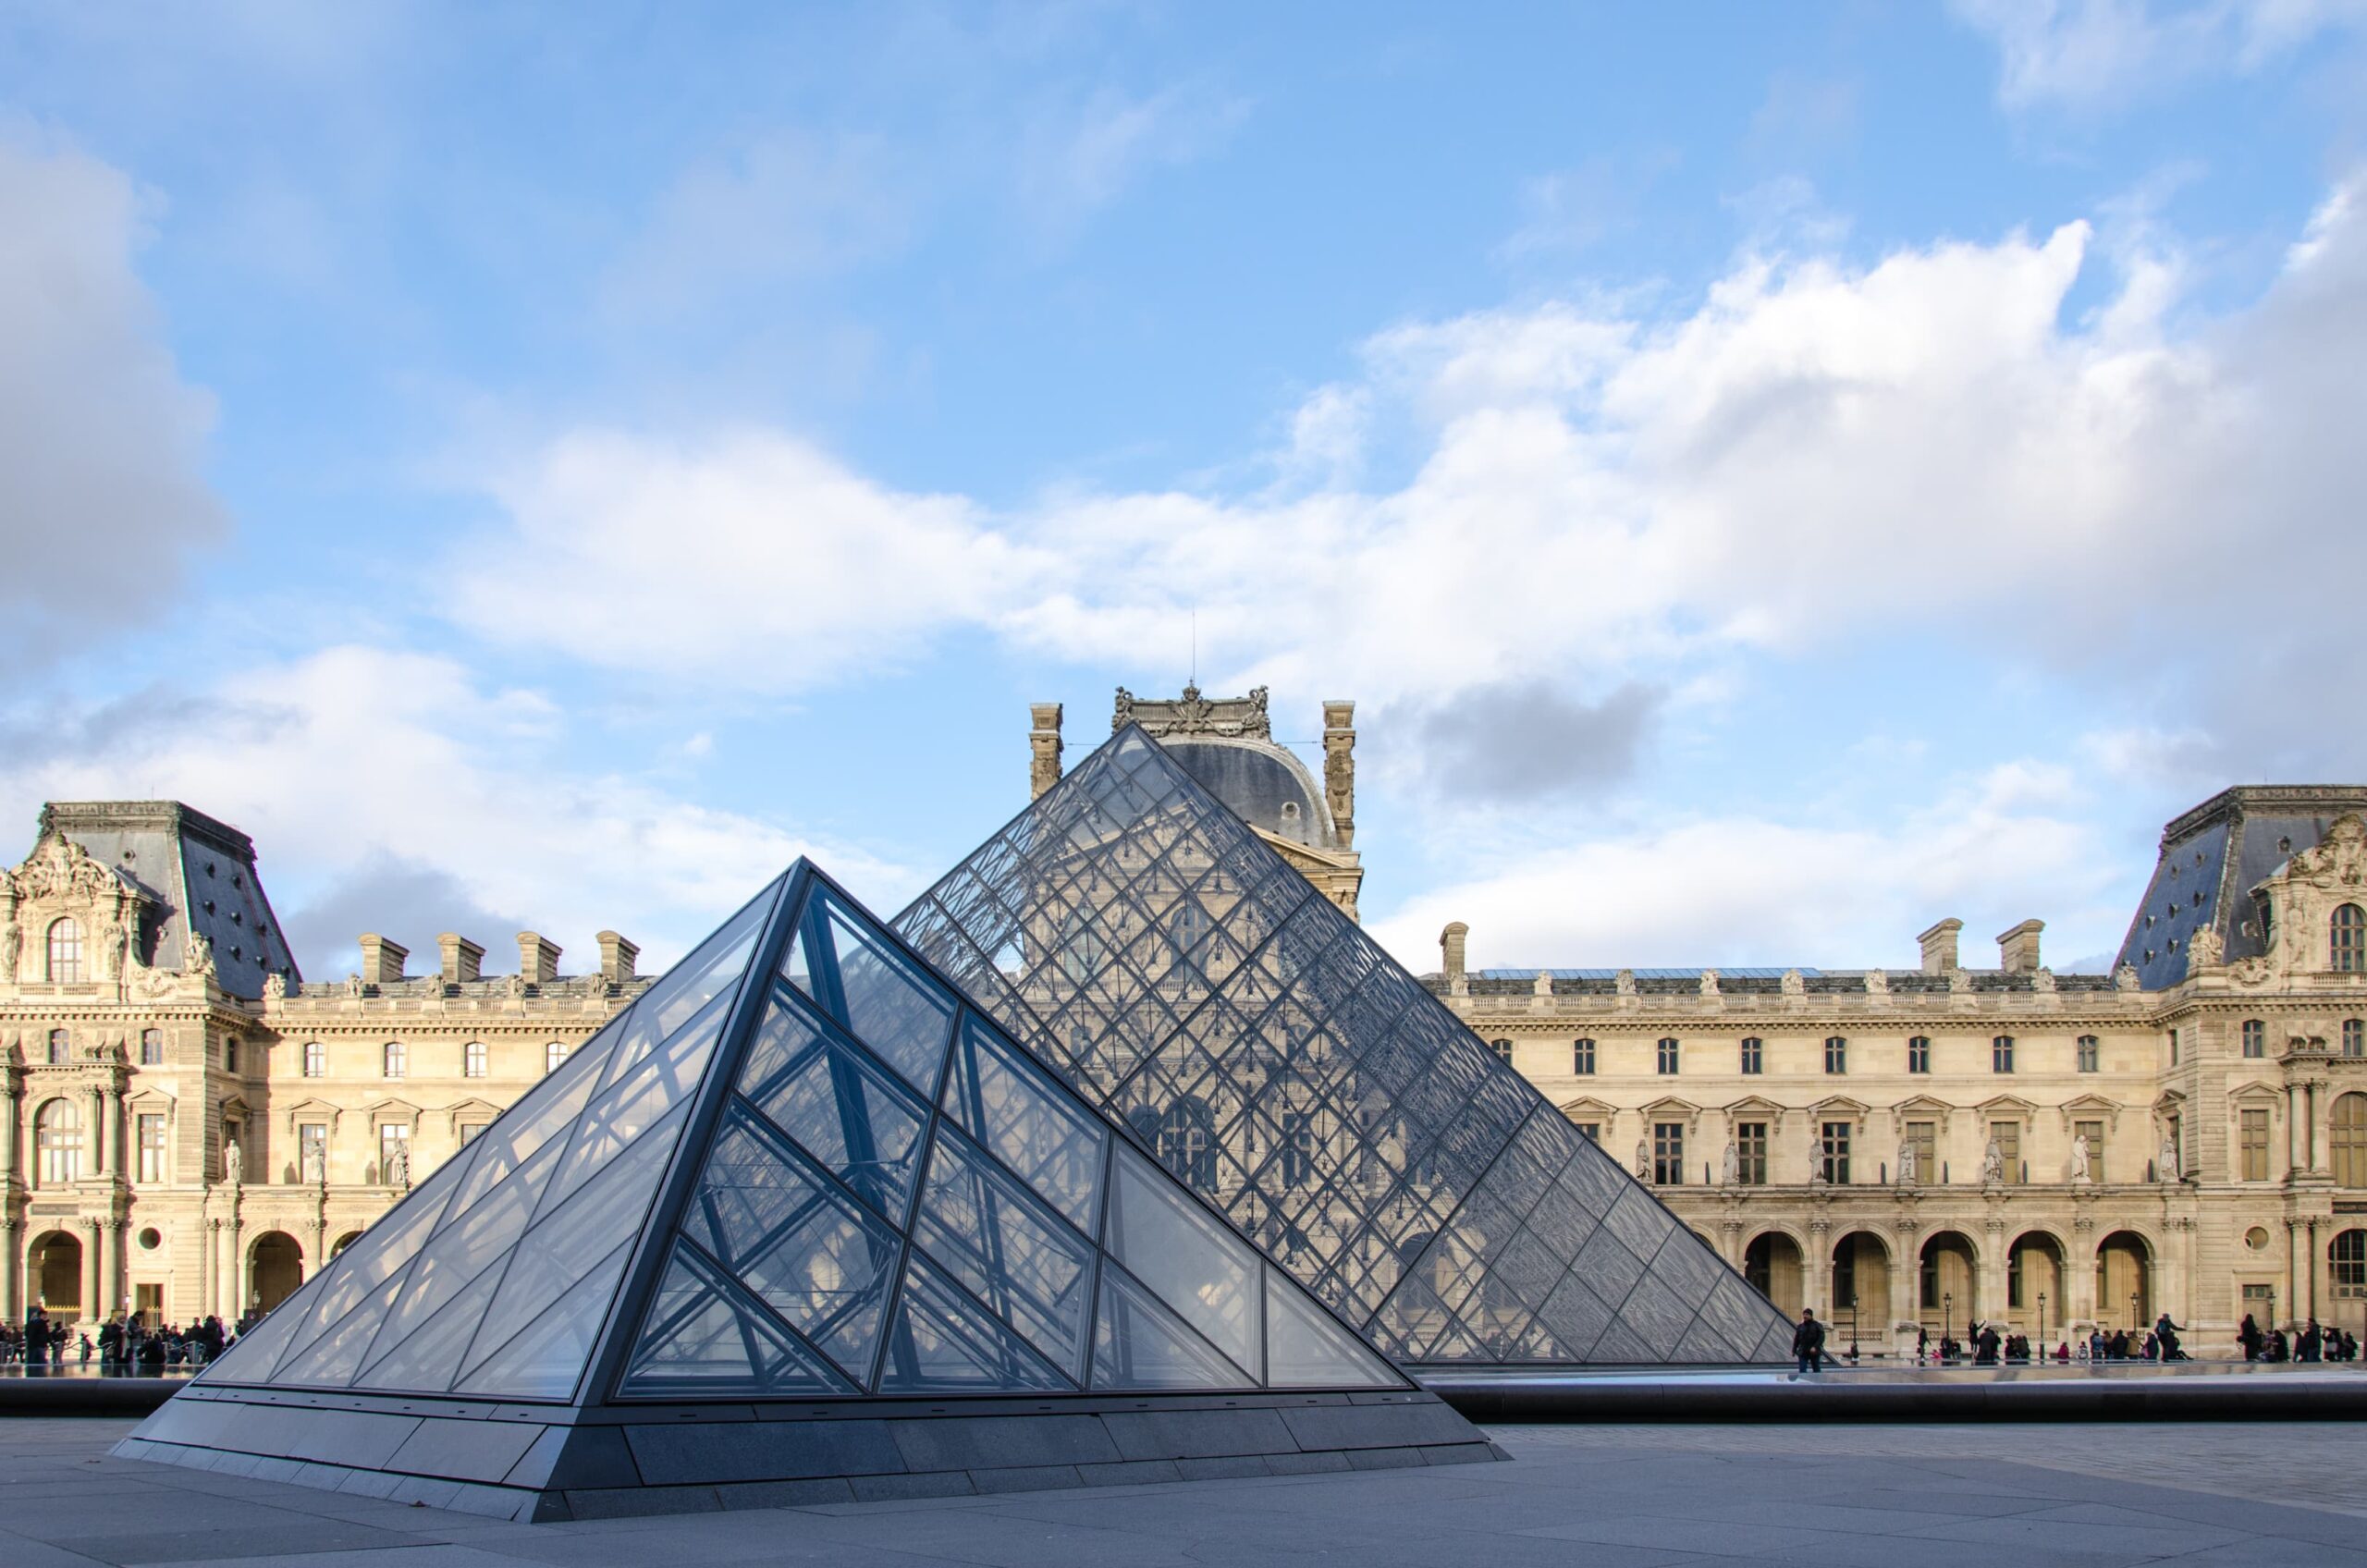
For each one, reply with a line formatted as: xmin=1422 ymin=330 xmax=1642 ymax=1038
xmin=0 ymin=802 xmax=643 ymax=1333
xmin=1424 ymin=787 xmax=2367 ymax=1354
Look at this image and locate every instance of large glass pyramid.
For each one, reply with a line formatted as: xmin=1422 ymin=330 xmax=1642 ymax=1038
xmin=195 ymin=863 xmax=1408 ymax=1406
xmin=892 ymin=726 xmax=1791 ymax=1366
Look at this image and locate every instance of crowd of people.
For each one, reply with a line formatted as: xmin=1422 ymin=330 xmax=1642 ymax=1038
xmin=2236 ymin=1314 xmax=2358 ymax=1363
xmin=2 ymin=1305 xmax=245 ymax=1371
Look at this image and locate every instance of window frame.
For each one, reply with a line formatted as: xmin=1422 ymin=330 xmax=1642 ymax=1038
xmin=1739 ymin=1036 xmax=1762 ymax=1075
xmin=2078 ymin=1034 xmax=2101 ymax=1072
xmin=2239 ymin=1107 xmax=2271 ymax=1182
xmin=381 ymin=1040 xmax=406 ymax=1079
xmin=1572 ymin=1037 xmax=1596 ymax=1076
xmin=139 ymin=1028 xmax=164 ymax=1067
xmin=1656 ymin=1036 xmax=1679 ymax=1075
xmin=44 ymin=916 xmax=81 ymax=983
xmin=1735 ymin=1121 xmax=1768 ymax=1185
xmin=2242 ymin=1020 xmax=2265 ymax=1059
xmin=136 ymin=1113 xmax=166 ymax=1184
xmin=463 ymin=1040 xmax=488 ymax=1079
xmin=301 ymin=1040 xmax=326 ymax=1078
xmin=1820 ymin=1120 xmax=1851 ymax=1184
xmin=1823 ymin=1035 xmax=1846 ymax=1075
xmin=546 ymin=1040 xmax=570 ymax=1073
xmin=1651 ymin=1121 xmax=1685 ymax=1185
xmin=1992 ymin=1035 xmax=2016 ymax=1074
xmin=1907 ymin=1035 xmax=1931 ymax=1074
xmin=2335 ymin=903 xmax=2367 ymax=973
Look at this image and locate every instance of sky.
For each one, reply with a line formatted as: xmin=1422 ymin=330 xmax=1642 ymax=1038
xmin=4 ymin=1 xmax=2366 ymax=986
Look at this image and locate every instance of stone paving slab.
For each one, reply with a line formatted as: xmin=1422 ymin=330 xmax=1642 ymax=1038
xmin=7 ymin=1415 xmax=2367 ymax=1565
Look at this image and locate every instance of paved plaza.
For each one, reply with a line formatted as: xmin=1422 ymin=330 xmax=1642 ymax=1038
xmin=2 ymin=1415 xmax=2363 ymax=1565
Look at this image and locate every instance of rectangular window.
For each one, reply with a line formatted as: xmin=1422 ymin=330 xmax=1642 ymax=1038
xmin=140 ymin=1028 xmax=163 ymax=1066
xmin=377 ymin=1123 xmax=411 ymax=1184
xmin=2076 ymin=1120 xmax=2104 ymax=1183
xmin=1992 ymin=1035 xmax=2015 ymax=1073
xmin=1833 ymin=1247 xmax=1858 ymax=1312
xmin=383 ymin=1041 xmax=406 ymax=1079
xmin=2240 ymin=1109 xmax=2269 ymax=1182
xmin=224 ymin=1037 xmax=239 ymax=1074
xmin=1490 ymin=1038 xmax=1513 ymax=1066
xmin=2078 ymin=1035 xmax=2100 ymax=1072
xmin=2346 ymin=1019 xmax=2363 ymax=1058
xmin=459 ymin=1122 xmax=486 ymax=1145
xmin=1821 ymin=1121 xmax=1851 ymax=1184
xmin=1824 ymin=1036 xmax=1846 ymax=1074
xmin=1656 ymin=1037 xmax=1679 ymax=1074
xmin=2169 ymin=1027 xmax=2179 ymax=1066
xmin=1990 ymin=1120 xmax=2021 ymax=1183
xmin=2008 ymin=1247 xmax=2024 ymax=1308
xmin=136 ymin=1114 xmax=165 ymax=1184
xmin=300 ymin=1122 xmax=327 ymax=1181
xmin=1735 ymin=1121 xmax=1767 ymax=1185
xmin=1573 ymin=1122 xmax=1600 ymax=1144
xmin=2243 ymin=1020 xmax=2265 ymax=1059
xmin=1572 ymin=1037 xmax=1595 ymax=1075
xmin=301 ymin=1041 xmax=325 ymax=1078
xmin=2242 ymin=1282 xmax=2276 ymax=1320
xmin=47 ymin=1029 xmax=68 ymax=1065
xmin=1908 ymin=1036 xmax=1931 ymax=1074
xmin=1280 ymin=1112 xmax=1315 ymax=1185
xmin=1739 ymin=1036 xmax=1762 ymax=1075
xmin=1907 ymin=1121 xmax=1935 ymax=1182
xmin=1652 ymin=1122 xmax=1684 ymax=1184
xmin=464 ymin=1040 xmax=487 ymax=1079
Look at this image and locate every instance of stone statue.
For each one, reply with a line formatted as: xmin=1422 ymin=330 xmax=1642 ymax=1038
xmin=1896 ymin=1137 xmax=1917 ymax=1185
xmin=2030 ymin=966 xmax=2056 ymax=993
xmin=2159 ymin=1134 xmax=2180 ymax=1182
xmin=224 ymin=1138 xmax=242 ymax=1185
xmin=1981 ymin=1136 xmax=2005 ymax=1184
xmin=1721 ymin=1140 xmax=1740 ymax=1185
xmin=386 ymin=1143 xmax=411 ymax=1189
xmin=1533 ymin=969 xmax=1552 ymax=998
xmin=2186 ymin=926 xmax=2224 ymax=970
xmin=300 ymin=1141 xmax=325 ymax=1186
xmin=1635 ymin=1138 xmax=1651 ymax=1180
xmin=184 ymin=931 xmax=216 ymax=979
xmin=1614 ymin=969 xmax=1637 ymax=998
xmin=0 ymin=901 xmax=18 ymax=983
xmin=1863 ymin=968 xmax=1887 ymax=997
xmin=2069 ymin=1132 xmax=2091 ymax=1183
xmin=1781 ymin=969 xmax=1806 ymax=998
xmin=1809 ymin=1129 xmax=1828 ymax=1183
xmin=263 ymin=970 xmax=288 ymax=1002
xmin=1699 ymin=969 xmax=1721 ymax=998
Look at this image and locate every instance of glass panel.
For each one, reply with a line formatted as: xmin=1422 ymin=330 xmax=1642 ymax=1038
xmin=620 ymin=1248 xmax=855 ymax=1399
xmin=534 ymin=986 xmax=733 ymax=1225
xmin=911 ymin=1124 xmax=1096 ymax=1382
xmin=357 ymin=1265 xmax=504 ymax=1393
xmin=740 ymin=996 xmax=928 ymax=1222
xmin=358 ymin=1133 xmax=568 ymax=1375
xmin=1089 ymin=1264 xmax=1253 ymax=1390
xmin=271 ymin=1272 xmax=410 ymax=1389
xmin=874 ymin=1254 xmax=1072 ymax=1394
xmin=793 ymin=888 xmax=958 ymax=1094
xmin=598 ymin=874 xmax=779 ymax=1091
xmin=456 ymin=1101 xmax=690 ymax=1384
xmin=938 ymin=1015 xmax=1106 ymax=1232
xmin=690 ymin=1110 xmax=901 ymax=1384
xmin=1104 ymin=1143 xmax=1260 ymax=1377
xmin=1261 ymin=1265 xmax=1399 ymax=1388
xmin=454 ymin=1241 xmax=632 ymax=1401
xmin=443 ymin=1038 xmax=607 ymax=1221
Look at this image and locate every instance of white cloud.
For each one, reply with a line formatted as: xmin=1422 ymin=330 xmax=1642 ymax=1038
xmin=443 ymin=173 xmax=2367 ymax=778
xmin=1018 ymin=82 xmax=1250 ymax=235
xmin=1952 ymin=0 xmax=2367 ymax=109
xmin=0 ymin=133 xmax=225 ymax=670
xmin=0 ymin=645 xmax=914 ymax=977
xmin=1364 ymin=765 xmax=2129 ymax=974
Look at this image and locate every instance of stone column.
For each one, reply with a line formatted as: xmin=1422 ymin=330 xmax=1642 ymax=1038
xmin=226 ymin=1212 xmax=244 ymax=1321
xmin=2289 ymin=1084 xmax=2306 ymax=1177
xmin=99 ymin=1217 xmax=123 ymax=1323
xmin=2306 ymin=1219 xmax=2322 ymax=1320
xmin=104 ymin=1087 xmax=123 ymax=1182
xmin=1891 ymin=1223 xmax=1921 ymax=1346
xmin=82 ymin=1218 xmax=103 ymax=1328
xmin=2286 ymin=1219 xmax=2301 ymax=1329
xmin=197 ymin=1217 xmax=214 ymax=1321
xmin=0 ymin=1218 xmax=18 ymax=1320
xmin=2069 ymin=1218 xmax=2097 ymax=1329
xmin=0 ymin=1078 xmax=21 ymax=1187
xmin=2307 ymin=1082 xmax=2325 ymax=1174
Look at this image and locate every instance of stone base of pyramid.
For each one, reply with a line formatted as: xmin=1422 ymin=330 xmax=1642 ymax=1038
xmin=115 ymin=1382 xmax=1501 ymax=1522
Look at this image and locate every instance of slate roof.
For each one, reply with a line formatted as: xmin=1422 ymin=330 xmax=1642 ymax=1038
xmin=45 ymin=800 xmax=298 ymax=998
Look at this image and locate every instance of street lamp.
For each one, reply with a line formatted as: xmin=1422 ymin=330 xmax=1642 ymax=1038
xmin=2039 ymin=1292 xmax=2048 ymax=1357
xmin=1944 ymin=1291 xmax=1954 ymax=1361
xmin=2131 ymin=1292 xmax=2141 ymax=1333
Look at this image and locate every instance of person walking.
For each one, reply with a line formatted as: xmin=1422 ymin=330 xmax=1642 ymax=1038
xmin=2238 ymin=1313 xmax=2263 ymax=1362
xmin=1791 ymin=1307 xmax=1827 ymax=1377
xmin=2154 ymin=1313 xmax=2186 ymax=1362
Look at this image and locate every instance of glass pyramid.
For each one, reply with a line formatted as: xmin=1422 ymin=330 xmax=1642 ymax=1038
xmin=198 ymin=861 xmax=1404 ymax=1405
xmin=891 ymin=726 xmax=1792 ymax=1366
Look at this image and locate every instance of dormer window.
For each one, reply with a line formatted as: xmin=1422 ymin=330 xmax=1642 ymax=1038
xmin=44 ymin=917 xmax=81 ymax=983
xmin=2334 ymin=904 xmax=2365 ymax=973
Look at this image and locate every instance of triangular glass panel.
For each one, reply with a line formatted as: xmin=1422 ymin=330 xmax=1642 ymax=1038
xmin=455 ymin=1240 xmax=634 ymax=1400
xmin=620 ymin=1248 xmax=855 ymax=1399
xmin=1261 ymin=1265 xmax=1400 ymax=1389
xmin=938 ymin=1015 xmax=1105 ymax=1232
xmin=894 ymin=724 xmax=1790 ymax=1366
xmin=910 ymin=1121 xmax=1096 ymax=1383
xmin=356 ymin=1263 xmax=505 ymax=1393
xmin=737 ymin=989 xmax=928 ymax=1222
xmin=1089 ymin=1263 xmax=1250 ymax=1391
xmin=875 ymin=1254 xmax=1072 ymax=1394
xmin=787 ymin=886 xmax=957 ymax=1094
xmin=1102 ymin=1142 xmax=1260 ymax=1378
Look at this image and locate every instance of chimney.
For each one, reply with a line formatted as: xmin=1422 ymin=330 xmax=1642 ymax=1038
xmin=357 ymin=934 xmax=408 ymax=985
xmin=1995 ymin=919 xmax=2044 ymax=974
xmin=1030 ymin=703 xmax=1064 ymax=799
xmin=1440 ymin=922 xmax=1468 ymax=985
xmin=516 ymin=932 xmax=560 ymax=986
xmin=437 ymin=933 xmax=484 ymax=985
xmin=1323 ymin=701 xmax=1356 ymax=850
xmin=1917 ymin=918 xmax=1962 ymax=974
xmin=597 ymin=930 xmax=639 ymax=986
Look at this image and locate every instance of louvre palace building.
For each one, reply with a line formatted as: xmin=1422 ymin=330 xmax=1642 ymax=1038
xmin=6 ymin=693 xmax=2367 ymax=1364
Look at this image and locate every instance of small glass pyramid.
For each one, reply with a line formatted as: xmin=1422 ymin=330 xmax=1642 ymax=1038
xmin=893 ymin=725 xmax=1793 ymax=1366
xmin=197 ymin=861 xmax=1404 ymax=1405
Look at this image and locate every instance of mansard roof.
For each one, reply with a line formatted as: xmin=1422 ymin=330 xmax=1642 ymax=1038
xmin=37 ymin=799 xmax=297 ymax=997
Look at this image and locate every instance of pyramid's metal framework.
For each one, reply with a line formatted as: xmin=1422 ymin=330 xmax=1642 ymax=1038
xmin=893 ymin=726 xmax=1791 ymax=1366
xmin=117 ymin=863 xmax=1489 ymax=1520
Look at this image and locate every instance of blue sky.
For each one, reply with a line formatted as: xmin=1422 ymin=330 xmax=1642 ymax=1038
xmin=4 ymin=1 xmax=2365 ymax=983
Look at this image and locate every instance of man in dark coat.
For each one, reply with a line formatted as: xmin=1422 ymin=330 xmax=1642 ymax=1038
xmin=2238 ymin=1314 xmax=2263 ymax=1361
xmin=1791 ymin=1308 xmax=1827 ymax=1375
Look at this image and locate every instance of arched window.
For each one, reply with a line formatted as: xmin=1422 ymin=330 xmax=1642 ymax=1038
xmin=1992 ymin=1035 xmax=2016 ymax=1073
xmin=2334 ymin=1231 xmax=2367 ymax=1296
xmin=36 ymin=1098 xmax=81 ymax=1185
xmin=464 ymin=1041 xmax=487 ymax=1079
xmin=1057 ymin=911 xmax=1106 ymax=986
xmin=2333 ymin=1094 xmax=2367 ymax=1188
xmin=546 ymin=1041 xmax=570 ymax=1073
xmin=1657 ymin=1037 xmax=1679 ymax=1074
xmin=140 ymin=1028 xmax=164 ymax=1066
xmin=1907 ymin=1036 xmax=1932 ymax=1073
xmin=2242 ymin=1019 xmax=2265 ymax=1059
xmin=1169 ymin=901 xmax=1208 ymax=959
xmin=382 ymin=1041 xmax=406 ymax=1079
xmin=1490 ymin=1037 xmax=1513 ymax=1066
xmin=1157 ymin=1098 xmax=1216 ymax=1189
xmin=45 ymin=917 xmax=81 ymax=983
xmin=1572 ymin=1037 xmax=1595 ymax=1075
xmin=301 ymin=1041 xmax=325 ymax=1078
xmin=46 ymin=1029 xmax=68 ymax=1066
xmin=2336 ymin=904 xmax=2367 ymax=973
